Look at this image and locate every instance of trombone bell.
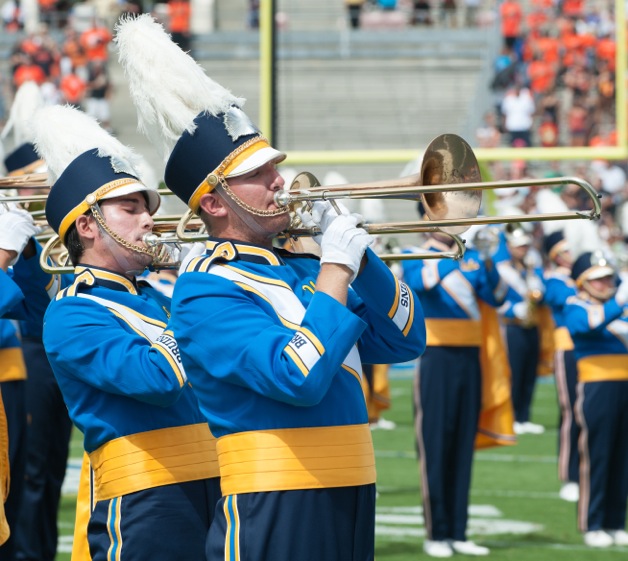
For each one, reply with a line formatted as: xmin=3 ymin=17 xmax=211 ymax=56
xmin=420 ymin=134 xmax=482 ymax=235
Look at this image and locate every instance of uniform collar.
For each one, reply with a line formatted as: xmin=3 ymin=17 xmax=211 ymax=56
xmin=205 ymin=238 xmax=284 ymax=265
xmin=74 ymin=265 xmax=139 ymax=294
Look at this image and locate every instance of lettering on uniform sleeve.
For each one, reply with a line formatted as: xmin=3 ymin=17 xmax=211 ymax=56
xmin=153 ymin=330 xmax=187 ymax=386
xmin=388 ymin=280 xmax=414 ymax=336
xmin=283 ymin=328 xmax=324 ymax=376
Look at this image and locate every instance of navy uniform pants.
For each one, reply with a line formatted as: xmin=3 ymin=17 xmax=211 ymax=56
xmin=555 ymin=349 xmax=579 ymax=484
xmin=413 ymin=346 xmax=481 ymax=541
xmin=207 ymin=485 xmax=376 ymax=561
xmin=0 ymin=380 xmax=26 ymax=561
xmin=14 ymin=338 xmax=73 ymax=561
xmin=505 ymin=324 xmax=540 ymax=424
xmin=576 ymin=380 xmax=628 ymax=533
xmin=89 ymin=478 xmax=221 ymax=560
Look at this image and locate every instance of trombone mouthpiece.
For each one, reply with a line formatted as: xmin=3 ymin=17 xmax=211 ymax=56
xmin=274 ymin=191 xmax=292 ymax=207
xmin=143 ymin=233 xmax=161 ymax=247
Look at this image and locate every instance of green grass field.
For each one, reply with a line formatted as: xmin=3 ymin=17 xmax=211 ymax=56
xmin=55 ymin=369 xmax=628 ymax=559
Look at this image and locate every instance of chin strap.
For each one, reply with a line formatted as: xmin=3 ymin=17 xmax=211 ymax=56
xmin=217 ymin=174 xmax=289 ymax=218
xmin=85 ymin=194 xmax=156 ymax=261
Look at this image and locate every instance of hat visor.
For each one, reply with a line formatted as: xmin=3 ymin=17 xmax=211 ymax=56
xmin=583 ymin=265 xmax=615 ymax=282
xmin=226 ymin=147 xmax=286 ymax=178
xmin=508 ymin=235 xmax=532 ymax=248
xmin=100 ymin=182 xmax=161 ymax=215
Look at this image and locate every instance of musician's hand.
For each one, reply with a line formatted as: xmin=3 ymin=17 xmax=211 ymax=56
xmin=297 ymin=200 xmax=351 ymax=245
xmin=319 ymin=213 xmax=374 ymax=282
xmin=512 ymin=302 xmax=530 ymax=322
xmin=615 ymin=280 xmax=628 ymax=306
xmin=527 ymin=274 xmax=545 ymax=298
xmin=0 ymin=209 xmax=41 ymax=265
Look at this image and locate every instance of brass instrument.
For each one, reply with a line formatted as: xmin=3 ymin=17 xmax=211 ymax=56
xmin=21 ymin=133 xmax=601 ymax=273
xmin=0 ymin=172 xmax=49 ymax=189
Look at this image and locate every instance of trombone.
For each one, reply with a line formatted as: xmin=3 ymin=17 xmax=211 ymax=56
xmin=175 ymin=134 xmax=601 ymax=259
xmin=11 ymin=133 xmax=602 ymax=272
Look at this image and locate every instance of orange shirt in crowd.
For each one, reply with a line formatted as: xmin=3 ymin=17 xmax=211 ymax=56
xmin=596 ymin=37 xmax=616 ymax=72
xmin=534 ymin=36 xmax=560 ymax=64
xmin=80 ymin=26 xmax=112 ymax=61
xmin=168 ymin=0 xmax=191 ymax=33
xmin=63 ymin=37 xmax=88 ymax=71
xmin=13 ymin=64 xmax=46 ymax=87
xmin=499 ymin=0 xmax=523 ymax=39
xmin=526 ymin=10 xmax=548 ymax=34
xmin=538 ymin=119 xmax=559 ymax=147
xmin=561 ymin=32 xmax=588 ymax=67
xmin=38 ymin=0 xmax=56 ymax=10
xmin=527 ymin=59 xmax=556 ymax=95
xmin=59 ymin=73 xmax=86 ymax=104
xmin=562 ymin=0 xmax=584 ymax=18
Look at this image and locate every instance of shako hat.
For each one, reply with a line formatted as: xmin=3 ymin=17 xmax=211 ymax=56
xmin=31 ymin=105 xmax=160 ymax=242
xmin=571 ymin=251 xmax=615 ymax=287
xmin=543 ymin=230 xmax=568 ymax=260
xmin=505 ymin=222 xmax=532 ymax=247
xmin=115 ymin=14 xmax=285 ymax=213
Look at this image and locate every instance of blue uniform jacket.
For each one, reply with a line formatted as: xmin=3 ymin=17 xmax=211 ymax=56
xmin=170 ymin=240 xmax=426 ymax=438
xmin=495 ymin=258 xmax=546 ymax=321
xmin=402 ymin=241 xmax=507 ymax=321
xmin=543 ymin=267 xmax=577 ymax=329
xmin=1 ymin=241 xmax=67 ymax=336
xmin=564 ymin=293 xmax=628 ymax=361
xmin=43 ymin=265 xmax=205 ymax=453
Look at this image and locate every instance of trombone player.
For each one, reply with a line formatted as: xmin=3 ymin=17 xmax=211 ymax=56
xmin=400 ymin=221 xmax=509 ymax=558
xmin=116 ymin=14 xmax=426 ymax=561
xmin=495 ymin=223 xmax=547 ymax=435
xmin=30 ymin=104 xmax=220 ymax=561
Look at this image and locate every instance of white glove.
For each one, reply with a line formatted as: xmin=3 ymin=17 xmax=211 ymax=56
xmin=319 ymin=213 xmax=374 ymax=282
xmin=527 ymin=274 xmax=545 ymax=297
xmin=615 ymin=280 xmax=628 ymax=306
xmin=512 ymin=302 xmax=530 ymax=322
xmin=0 ymin=209 xmax=41 ymax=263
xmin=0 ymin=197 xmax=20 ymax=215
xmin=296 ymin=200 xmax=351 ymax=245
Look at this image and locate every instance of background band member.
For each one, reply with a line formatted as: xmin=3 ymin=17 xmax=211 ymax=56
xmin=542 ymin=230 xmax=579 ymax=503
xmin=401 ymin=228 xmax=508 ymax=558
xmin=565 ymin=251 xmax=628 ymax=549
xmin=31 ymin=104 xmax=220 ymax=561
xmin=1 ymin=79 xmax=73 ymax=561
xmin=116 ymin=14 xmax=426 ymax=560
xmin=496 ymin=223 xmax=546 ymax=435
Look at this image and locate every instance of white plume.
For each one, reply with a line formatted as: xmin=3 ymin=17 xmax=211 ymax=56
xmin=30 ymin=105 xmax=144 ymax=184
xmin=1 ymin=81 xmax=45 ymax=147
xmin=115 ymin=14 xmax=244 ymax=161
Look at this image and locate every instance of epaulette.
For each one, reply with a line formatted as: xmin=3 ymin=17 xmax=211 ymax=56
xmin=56 ymin=269 xmax=97 ymax=300
xmin=182 ymin=241 xmax=238 ymax=274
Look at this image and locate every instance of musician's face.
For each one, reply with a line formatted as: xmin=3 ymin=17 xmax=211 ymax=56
xmin=224 ymin=162 xmax=290 ymax=242
xmin=509 ymin=243 xmax=529 ymax=262
xmin=95 ymin=192 xmax=154 ymax=272
xmin=584 ymin=275 xmax=616 ymax=302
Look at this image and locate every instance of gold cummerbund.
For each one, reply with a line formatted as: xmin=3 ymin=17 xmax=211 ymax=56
xmin=553 ymin=327 xmax=574 ymax=351
xmin=0 ymin=348 xmax=26 ymax=381
xmin=578 ymin=355 xmax=628 ymax=383
xmin=89 ymin=423 xmax=218 ymax=501
xmin=217 ymin=424 xmax=376 ymax=496
xmin=425 ymin=319 xmax=482 ymax=347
